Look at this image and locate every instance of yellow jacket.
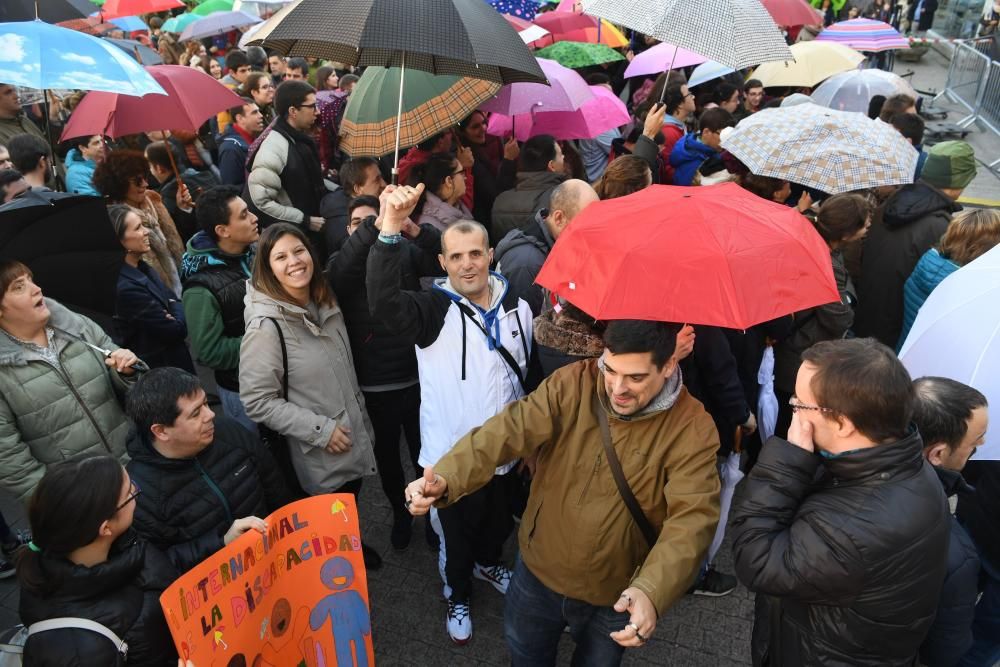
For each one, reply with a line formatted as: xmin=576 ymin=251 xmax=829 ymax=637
xmin=434 ymin=357 xmax=721 ymax=616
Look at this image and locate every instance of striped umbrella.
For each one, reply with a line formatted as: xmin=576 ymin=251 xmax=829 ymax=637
xmin=816 ymin=18 xmax=910 ymax=52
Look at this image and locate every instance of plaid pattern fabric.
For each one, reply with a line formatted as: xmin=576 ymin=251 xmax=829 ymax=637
xmin=339 ymin=75 xmax=499 ymax=157
xmin=721 ymin=105 xmax=919 ymax=195
xmin=580 ymin=0 xmax=791 ymax=70
xmin=248 ymin=0 xmax=546 ymax=85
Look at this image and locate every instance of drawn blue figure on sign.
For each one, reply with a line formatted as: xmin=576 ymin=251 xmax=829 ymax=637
xmin=310 ymin=556 xmax=371 ymax=667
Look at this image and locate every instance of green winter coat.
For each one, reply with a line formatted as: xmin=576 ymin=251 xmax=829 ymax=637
xmin=0 ymin=299 xmax=137 ymax=503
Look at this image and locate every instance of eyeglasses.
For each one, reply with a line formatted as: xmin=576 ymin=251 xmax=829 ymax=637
xmin=129 ymin=175 xmax=147 ymax=187
xmin=451 ymin=169 xmax=465 ymax=177
xmin=789 ymin=397 xmax=834 ymax=414
xmin=115 ymin=479 xmax=141 ymax=512
xmin=257 ymin=83 xmax=274 ymax=91
xmin=296 ymin=103 xmax=317 ymax=110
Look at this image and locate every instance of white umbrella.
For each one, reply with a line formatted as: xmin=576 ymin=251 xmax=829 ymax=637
xmin=811 ymin=69 xmax=918 ymax=114
xmin=899 ymin=245 xmax=1000 ymax=460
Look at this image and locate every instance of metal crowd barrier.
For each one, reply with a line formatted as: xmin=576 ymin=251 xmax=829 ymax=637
xmin=934 ymin=36 xmax=1000 ymax=173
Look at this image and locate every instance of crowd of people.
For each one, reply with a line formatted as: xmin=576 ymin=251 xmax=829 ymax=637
xmin=0 ymin=1 xmax=998 ymax=665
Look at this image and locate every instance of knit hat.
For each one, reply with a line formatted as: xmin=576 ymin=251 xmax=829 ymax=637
xmin=921 ymin=141 xmax=977 ymax=190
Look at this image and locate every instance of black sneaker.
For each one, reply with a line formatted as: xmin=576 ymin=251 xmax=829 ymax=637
xmin=0 ymin=559 xmax=13 ymax=579
xmin=1 ymin=529 xmax=30 ymax=559
xmin=689 ymin=568 xmax=737 ymax=597
xmin=391 ymin=515 xmax=413 ymax=551
xmin=361 ymin=542 xmax=382 ymax=571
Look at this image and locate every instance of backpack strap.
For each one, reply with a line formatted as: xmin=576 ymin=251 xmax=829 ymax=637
xmin=267 ymin=317 xmax=289 ymax=400
xmin=27 ymin=618 xmax=128 ymax=657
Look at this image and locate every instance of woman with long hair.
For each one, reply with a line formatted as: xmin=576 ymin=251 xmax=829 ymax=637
xmin=593 ymin=155 xmax=652 ymax=200
xmin=239 ymin=224 xmax=381 ymax=568
xmin=16 ymin=455 xmax=177 ymax=665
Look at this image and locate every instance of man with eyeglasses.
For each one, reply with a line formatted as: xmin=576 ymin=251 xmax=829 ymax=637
xmin=125 ymin=367 xmax=292 ymax=572
xmin=246 ymin=79 xmax=331 ymax=237
xmin=730 ymin=337 xmax=950 ymax=666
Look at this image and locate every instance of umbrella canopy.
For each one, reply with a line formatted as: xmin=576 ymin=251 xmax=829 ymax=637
xmin=624 ymin=41 xmax=709 ymax=78
xmin=109 ymin=15 xmax=149 ymax=32
xmin=103 ymin=37 xmax=163 ymax=65
xmin=100 ymin=0 xmax=185 ymax=20
xmin=338 ymin=66 xmax=500 ymax=157
xmin=531 ymin=12 xmax=627 ymax=48
xmin=192 ymin=0 xmax=234 ymax=16
xmin=238 ymin=0 xmax=298 ymax=47
xmin=246 ymin=0 xmax=545 ymax=85
xmin=479 ymin=57 xmax=592 ymax=115
xmin=535 ymin=183 xmax=839 ymax=328
xmin=580 ymin=0 xmax=791 ymax=70
xmin=751 ymin=40 xmax=864 ymax=88
xmin=759 ymin=0 xmax=822 ymax=27
xmin=811 ymin=69 xmax=917 ymax=113
xmin=817 ymin=18 xmax=910 ymax=52
xmin=162 ymin=13 xmax=201 ymax=33
xmin=489 ymin=0 xmax=538 ymax=20
xmin=0 ymin=0 xmax=95 ymax=23
xmin=503 ymin=14 xmax=550 ymax=44
xmin=535 ymin=41 xmax=624 ymax=68
xmin=688 ymin=59 xmax=736 ymax=87
xmin=486 ymin=84 xmax=628 ymax=141
xmin=721 ymin=103 xmax=918 ymax=195
xmin=899 ymin=245 xmax=1000 ymax=460
xmin=180 ymin=10 xmax=260 ymax=41
xmin=0 ymin=21 xmax=166 ymax=97
xmin=57 ymin=17 xmax=119 ymax=35
xmin=60 ymin=64 xmax=243 ymax=139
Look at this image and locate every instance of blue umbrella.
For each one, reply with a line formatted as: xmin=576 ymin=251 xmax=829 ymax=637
xmin=688 ymin=59 xmax=736 ymax=88
xmin=0 ymin=20 xmax=164 ymax=96
xmin=486 ymin=0 xmax=538 ymax=20
xmin=108 ymin=15 xmax=148 ymax=32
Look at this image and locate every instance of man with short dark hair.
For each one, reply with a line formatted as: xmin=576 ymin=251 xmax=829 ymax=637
xmin=491 ymin=134 xmax=566 ymax=239
xmin=246 ymin=80 xmax=329 ymax=233
xmin=283 ymin=57 xmax=308 ymax=81
xmin=731 ymin=338 xmax=950 ymax=666
xmin=8 ymin=133 xmax=50 ymax=189
xmin=0 ymin=168 xmax=27 ymax=203
xmin=145 ymin=141 xmax=217 ymax=242
xmin=405 ymin=317 xmax=721 ymax=664
xmin=890 ymin=111 xmax=928 ymax=179
xmin=320 ymin=157 xmax=387 ymax=257
xmin=221 ymin=50 xmax=251 ymax=88
xmin=912 ymin=376 xmax=987 ymax=667
xmin=0 ymin=84 xmax=46 ymax=149
xmin=267 ymin=53 xmax=286 ymax=85
xmin=879 ymin=93 xmax=917 ymax=123
xmin=218 ymin=98 xmax=263 ymax=187
xmin=339 ymin=73 xmax=359 ymax=94
xmin=670 ymin=107 xmax=736 ymax=186
xmin=180 ymin=185 xmax=259 ymax=431
xmin=125 ymin=367 xmax=291 ymax=571
xmin=737 ymin=79 xmax=764 ymax=120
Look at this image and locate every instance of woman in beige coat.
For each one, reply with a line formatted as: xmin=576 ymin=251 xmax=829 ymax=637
xmin=239 ymin=223 xmax=381 ymax=568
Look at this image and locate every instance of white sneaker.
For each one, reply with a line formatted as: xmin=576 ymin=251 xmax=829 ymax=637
xmin=473 ymin=563 xmax=512 ymax=595
xmin=447 ymin=600 xmax=472 ymax=645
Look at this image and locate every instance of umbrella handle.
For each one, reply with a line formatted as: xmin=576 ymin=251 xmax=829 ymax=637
xmin=658 ymin=44 xmax=680 ymax=105
xmin=391 ymin=51 xmax=407 ymax=186
xmin=163 ymin=131 xmax=186 ymax=194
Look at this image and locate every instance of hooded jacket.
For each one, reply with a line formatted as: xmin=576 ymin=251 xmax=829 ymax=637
xmin=731 ymin=431 xmax=950 ymax=667
xmin=19 ymin=531 xmax=177 ymax=667
xmin=125 ymin=416 xmax=291 ymax=572
xmin=366 ymin=240 xmax=533 ymax=472
xmin=0 ymin=299 xmax=135 ymax=503
xmin=490 ymin=170 xmax=566 ymax=240
xmin=64 ymin=148 xmax=99 ymax=196
xmin=854 ymin=182 xmax=960 ymax=347
xmin=239 ymin=284 xmax=378 ymax=494
xmin=180 ymin=231 xmax=255 ymax=391
xmin=898 ymin=248 xmax=958 ymax=350
xmin=433 ymin=358 xmax=721 ymax=616
xmin=493 ymin=211 xmax=555 ymax=317
xmin=218 ymin=124 xmax=251 ymax=187
xmin=669 ymin=134 xmax=718 ymax=187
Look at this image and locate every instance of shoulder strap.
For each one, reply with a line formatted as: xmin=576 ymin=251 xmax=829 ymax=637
xmin=27 ymin=618 xmax=128 ymax=657
xmin=456 ymin=303 xmax=527 ymax=394
xmin=267 ymin=317 xmax=288 ymax=400
xmin=593 ymin=392 xmax=658 ymax=549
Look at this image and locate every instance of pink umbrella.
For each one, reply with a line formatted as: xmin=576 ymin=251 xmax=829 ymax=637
xmin=624 ymin=41 xmax=710 ymax=78
xmin=486 ymin=85 xmax=628 ymax=141
xmin=503 ymin=14 xmax=550 ymax=44
xmin=479 ymin=57 xmax=593 ymax=116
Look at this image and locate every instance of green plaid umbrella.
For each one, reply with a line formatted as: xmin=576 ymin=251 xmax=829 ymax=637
xmin=192 ymin=0 xmax=233 ymax=16
xmin=535 ymin=41 xmax=625 ymax=68
xmin=339 ymin=66 xmax=500 ymax=158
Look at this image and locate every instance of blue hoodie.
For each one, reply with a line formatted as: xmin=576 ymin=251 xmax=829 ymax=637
xmin=669 ymin=134 xmax=717 ymax=187
xmin=64 ymin=148 xmax=99 ymax=196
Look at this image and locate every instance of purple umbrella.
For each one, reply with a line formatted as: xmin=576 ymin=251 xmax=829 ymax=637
xmin=479 ymin=57 xmax=593 ymax=116
xmin=486 ymin=85 xmax=628 ymax=141
xmin=179 ymin=10 xmax=261 ymax=42
xmin=624 ymin=41 xmax=709 ymax=78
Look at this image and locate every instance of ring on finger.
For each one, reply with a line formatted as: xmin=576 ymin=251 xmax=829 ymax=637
xmin=627 ymin=622 xmax=639 ymax=634
xmin=636 ymin=630 xmax=645 ymax=642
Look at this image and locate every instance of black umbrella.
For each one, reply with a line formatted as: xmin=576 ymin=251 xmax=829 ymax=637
xmin=0 ymin=0 xmax=95 ymax=23
xmin=0 ymin=191 xmax=124 ymax=321
xmin=103 ymin=37 xmax=164 ymax=65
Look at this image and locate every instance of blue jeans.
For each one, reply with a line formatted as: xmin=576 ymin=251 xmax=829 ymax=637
xmin=217 ymin=386 xmax=255 ymax=433
xmin=504 ymin=557 xmax=628 ymax=667
xmin=960 ymin=553 xmax=1000 ymax=667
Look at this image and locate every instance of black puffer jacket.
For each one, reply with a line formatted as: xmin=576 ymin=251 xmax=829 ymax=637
xmin=125 ymin=416 xmax=292 ymax=572
xmin=731 ymin=429 xmax=950 ymax=667
xmin=854 ymin=183 xmax=960 ymax=347
xmin=19 ymin=530 xmax=177 ymax=666
xmin=326 ymin=217 xmax=443 ymax=388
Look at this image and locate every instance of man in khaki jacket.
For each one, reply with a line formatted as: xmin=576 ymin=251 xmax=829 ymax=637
xmin=406 ymin=315 xmax=721 ymax=665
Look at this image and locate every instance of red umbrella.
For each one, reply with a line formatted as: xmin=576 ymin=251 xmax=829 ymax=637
xmin=99 ymin=0 xmax=184 ymax=20
xmin=535 ymin=183 xmax=839 ymax=328
xmin=760 ymin=0 xmax=823 ymax=27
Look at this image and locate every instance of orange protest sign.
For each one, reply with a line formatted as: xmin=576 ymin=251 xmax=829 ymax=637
xmin=159 ymin=494 xmax=375 ymax=667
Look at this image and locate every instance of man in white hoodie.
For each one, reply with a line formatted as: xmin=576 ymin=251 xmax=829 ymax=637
xmin=366 ymin=183 xmax=533 ymax=646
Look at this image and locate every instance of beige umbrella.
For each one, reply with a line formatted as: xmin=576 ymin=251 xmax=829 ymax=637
xmin=751 ymin=41 xmax=864 ymax=88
